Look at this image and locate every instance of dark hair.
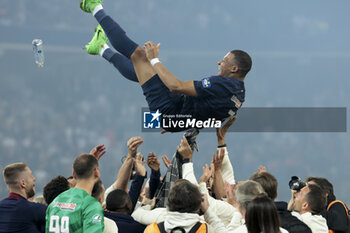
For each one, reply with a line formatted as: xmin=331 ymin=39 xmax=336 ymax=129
xmin=106 ymin=189 xmax=132 ymax=215
xmin=305 ymin=184 xmax=326 ymax=214
xmin=167 ymin=179 xmax=202 ymax=213
xmin=73 ymin=154 xmax=98 ymax=179
xmin=250 ymin=172 xmax=278 ymax=200
xmin=3 ymin=162 xmax=27 ymax=185
xmin=246 ymin=194 xmax=280 ymax=233
xmin=306 ymin=176 xmax=335 ymax=202
xmin=91 ymin=179 xmax=104 ymax=200
xmin=230 ymin=50 xmax=252 ymax=77
xmin=43 ymin=175 xmax=70 ymax=204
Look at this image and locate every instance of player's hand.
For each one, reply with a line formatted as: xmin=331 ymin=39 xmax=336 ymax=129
xmin=216 ymin=117 xmax=236 ymax=146
xmin=127 ymin=136 xmax=144 ymax=158
xmin=147 ymin=152 xmax=160 ymax=171
xmin=89 ymin=144 xmax=106 ymax=161
xmin=144 ymin=41 xmax=160 ymax=60
xmin=177 ymin=136 xmax=193 ymax=159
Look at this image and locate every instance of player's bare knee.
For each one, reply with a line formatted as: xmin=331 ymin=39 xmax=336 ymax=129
xmin=131 ymin=46 xmax=148 ymax=63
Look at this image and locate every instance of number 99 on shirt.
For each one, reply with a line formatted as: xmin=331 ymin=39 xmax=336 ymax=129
xmin=49 ymin=215 xmax=70 ymax=233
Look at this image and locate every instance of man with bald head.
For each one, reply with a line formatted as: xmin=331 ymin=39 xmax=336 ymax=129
xmin=45 ymin=153 xmax=105 ymax=233
xmin=0 ymin=162 xmax=46 ymax=232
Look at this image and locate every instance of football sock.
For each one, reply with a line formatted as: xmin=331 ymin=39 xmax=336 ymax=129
xmin=95 ymin=9 xmax=138 ymax=59
xmin=102 ymin=48 xmax=138 ymax=82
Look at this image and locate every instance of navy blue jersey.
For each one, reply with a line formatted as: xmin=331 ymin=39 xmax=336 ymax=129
xmin=0 ymin=193 xmax=47 ymax=233
xmin=181 ymin=76 xmax=245 ymax=120
xmin=104 ymin=212 xmax=146 ymax=233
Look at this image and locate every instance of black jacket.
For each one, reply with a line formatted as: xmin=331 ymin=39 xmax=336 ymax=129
xmin=323 ymin=199 xmax=350 ymax=233
xmin=275 ymin=201 xmax=312 ymax=233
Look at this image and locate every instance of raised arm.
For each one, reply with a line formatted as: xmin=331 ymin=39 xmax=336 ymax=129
xmin=144 ymin=41 xmax=197 ymax=96
xmin=113 ymin=137 xmax=143 ymax=191
xmin=212 ymin=149 xmax=226 ymax=199
xmin=216 ymin=118 xmax=237 ymax=184
xmin=147 ymin=152 xmax=161 ymax=199
xmin=129 ymin=152 xmax=147 ymax=210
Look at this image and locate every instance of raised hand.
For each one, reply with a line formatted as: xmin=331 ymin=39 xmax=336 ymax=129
xmin=147 ymin=152 xmax=160 ymax=171
xmin=89 ymin=144 xmax=106 ymax=161
xmin=134 ymin=152 xmax=146 ymax=177
xmin=178 ymin=136 xmax=193 ymax=159
xmin=127 ymin=136 xmax=144 ymax=158
xmin=199 ymin=164 xmax=214 ymax=184
xmin=144 ymin=41 xmax=160 ymax=61
xmin=216 ymin=117 xmax=236 ymax=146
xmin=161 ymin=155 xmax=171 ymax=168
xmin=212 ymin=148 xmax=225 ymax=171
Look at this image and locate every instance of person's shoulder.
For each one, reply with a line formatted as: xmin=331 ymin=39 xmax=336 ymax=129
xmin=328 ymin=200 xmax=348 ymax=212
xmin=104 ymin=217 xmax=118 ymax=232
xmin=82 ymin=194 xmax=102 ymax=210
xmin=280 ymin=211 xmax=312 ymax=233
xmin=27 ymin=200 xmax=47 ymax=210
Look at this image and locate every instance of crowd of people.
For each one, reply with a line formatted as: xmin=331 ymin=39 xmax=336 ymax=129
xmin=0 ymin=118 xmax=349 ymax=233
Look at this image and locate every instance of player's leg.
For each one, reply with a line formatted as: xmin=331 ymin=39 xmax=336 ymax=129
xmin=84 ymin=25 xmax=138 ymax=82
xmin=104 ymin=49 xmax=138 ymax=83
xmin=80 ymin=0 xmax=156 ymax=85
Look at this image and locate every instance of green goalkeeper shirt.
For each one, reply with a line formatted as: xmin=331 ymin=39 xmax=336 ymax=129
xmin=45 ymin=188 xmax=104 ymax=233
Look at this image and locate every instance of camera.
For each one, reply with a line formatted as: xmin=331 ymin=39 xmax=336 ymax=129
xmin=184 ymin=128 xmax=199 ymax=151
xmin=289 ymin=176 xmax=306 ymax=191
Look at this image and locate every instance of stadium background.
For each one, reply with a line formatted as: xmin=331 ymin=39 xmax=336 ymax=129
xmin=0 ymin=0 xmax=349 ymax=204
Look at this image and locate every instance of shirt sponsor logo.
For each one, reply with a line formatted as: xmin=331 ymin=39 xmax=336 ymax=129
xmin=53 ymin=202 xmax=77 ymax=211
xmin=202 ymin=78 xmax=211 ymax=88
xmin=92 ymin=214 xmax=102 ymax=223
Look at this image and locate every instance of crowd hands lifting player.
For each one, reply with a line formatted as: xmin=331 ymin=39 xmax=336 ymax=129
xmin=1 ymin=1 xmax=350 ymax=233
xmin=1 ymin=117 xmax=350 ymax=233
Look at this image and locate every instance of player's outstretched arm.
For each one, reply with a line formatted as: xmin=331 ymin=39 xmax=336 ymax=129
xmin=144 ymin=41 xmax=198 ymax=96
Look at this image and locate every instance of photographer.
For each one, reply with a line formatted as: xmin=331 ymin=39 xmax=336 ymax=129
xmin=249 ymin=172 xmax=311 ymax=233
xmin=288 ymin=178 xmax=328 ymax=233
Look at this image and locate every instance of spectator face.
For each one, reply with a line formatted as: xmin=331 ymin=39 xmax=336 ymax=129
xmin=293 ymin=186 xmax=310 ymax=213
xmin=23 ymin=167 xmax=36 ymax=198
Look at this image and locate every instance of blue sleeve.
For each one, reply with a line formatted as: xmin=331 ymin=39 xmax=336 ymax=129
xmin=149 ymin=169 xmax=161 ymax=199
xmin=194 ymin=76 xmax=242 ymax=98
xmin=128 ymin=174 xmax=146 ymax=210
xmin=194 ymin=76 xmax=225 ymax=97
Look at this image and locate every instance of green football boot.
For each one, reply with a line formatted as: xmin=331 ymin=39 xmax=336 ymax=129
xmin=84 ymin=25 xmax=108 ymax=55
xmin=79 ymin=0 xmax=102 ymax=13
